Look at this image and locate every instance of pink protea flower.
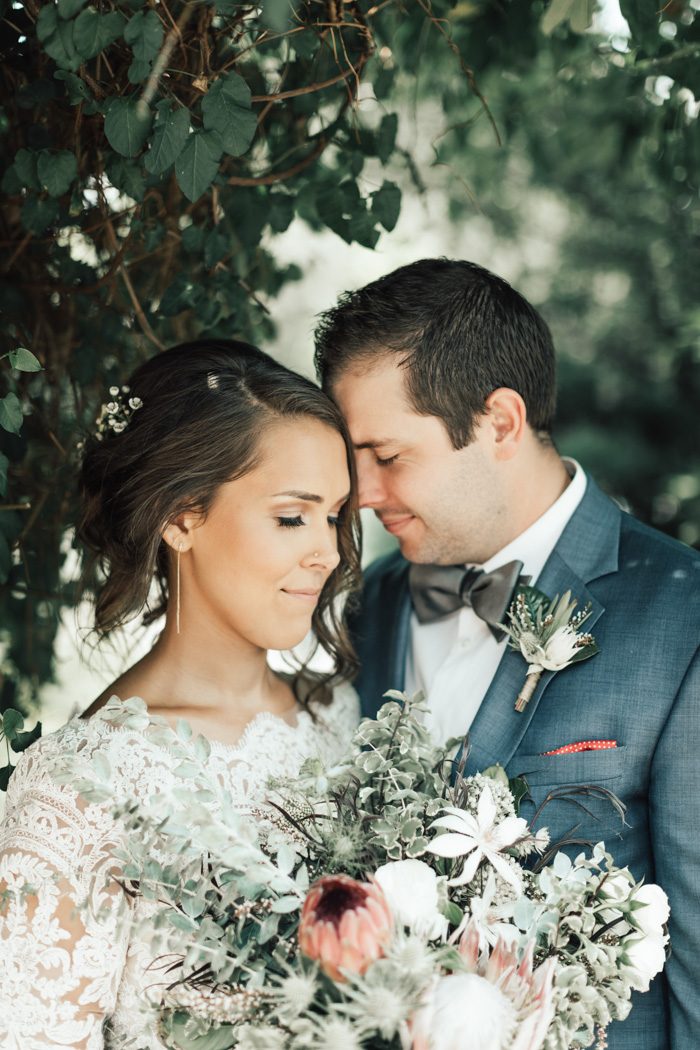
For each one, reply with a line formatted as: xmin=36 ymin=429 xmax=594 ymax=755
xmin=298 ymin=874 xmax=394 ymax=982
xmin=411 ymin=922 xmax=555 ymax=1050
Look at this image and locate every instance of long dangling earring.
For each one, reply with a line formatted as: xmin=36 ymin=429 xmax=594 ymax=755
xmin=176 ymin=545 xmax=182 ymax=635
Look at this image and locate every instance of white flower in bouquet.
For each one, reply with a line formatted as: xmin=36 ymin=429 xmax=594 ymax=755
xmin=623 ymin=934 xmax=668 ymax=992
xmin=520 ymin=624 xmax=585 ymax=674
xmin=374 ymin=859 xmax=448 ymax=941
xmin=621 ymin=882 xmax=670 ymax=991
xmin=411 ymin=925 xmax=555 ymax=1050
xmin=411 ymin=973 xmax=518 ymax=1050
xmin=464 ymin=874 xmax=521 ymax=950
xmin=630 ymin=883 xmax=670 ymax=938
xmin=427 ymin=784 xmax=528 ymax=889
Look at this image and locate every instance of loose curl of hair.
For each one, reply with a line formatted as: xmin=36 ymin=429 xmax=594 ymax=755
xmin=77 ymin=339 xmax=362 ymax=701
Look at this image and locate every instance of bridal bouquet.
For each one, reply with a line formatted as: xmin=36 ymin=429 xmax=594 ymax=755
xmin=92 ymin=694 xmax=669 ymax=1050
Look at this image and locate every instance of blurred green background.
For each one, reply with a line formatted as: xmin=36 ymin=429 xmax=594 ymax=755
xmin=1 ymin=0 xmax=698 ymax=724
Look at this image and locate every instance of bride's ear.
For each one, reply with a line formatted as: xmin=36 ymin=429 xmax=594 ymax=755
xmin=162 ymin=512 xmax=199 ymax=552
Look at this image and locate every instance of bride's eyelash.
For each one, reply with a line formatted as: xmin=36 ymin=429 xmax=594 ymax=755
xmin=376 ymin=454 xmax=398 ymax=467
xmin=277 ymin=516 xmax=304 ymax=528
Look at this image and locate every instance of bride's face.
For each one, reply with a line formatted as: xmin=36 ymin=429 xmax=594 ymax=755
xmin=181 ymin=417 xmax=350 ymax=651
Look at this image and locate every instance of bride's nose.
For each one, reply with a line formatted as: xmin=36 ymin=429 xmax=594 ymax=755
xmin=302 ymin=542 xmax=341 ymax=572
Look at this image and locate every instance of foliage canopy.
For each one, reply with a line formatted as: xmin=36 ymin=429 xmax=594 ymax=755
xmin=1 ymin=0 xmax=698 ymax=706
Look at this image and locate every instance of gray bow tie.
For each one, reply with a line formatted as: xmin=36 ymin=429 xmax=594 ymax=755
xmin=408 ymin=560 xmax=527 ymax=640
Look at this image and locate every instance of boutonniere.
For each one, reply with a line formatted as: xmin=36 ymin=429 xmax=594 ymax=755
xmin=501 ymin=587 xmax=599 ymax=712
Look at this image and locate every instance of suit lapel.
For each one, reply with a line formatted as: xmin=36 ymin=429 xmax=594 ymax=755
xmin=465 ymin=477 xmax=620 ymax=773
xmin=466 ymin=553 xmax=606 ymax=773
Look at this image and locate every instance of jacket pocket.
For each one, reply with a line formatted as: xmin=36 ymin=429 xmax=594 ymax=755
xmin=509 ymin=746 xmax=627 ymax=787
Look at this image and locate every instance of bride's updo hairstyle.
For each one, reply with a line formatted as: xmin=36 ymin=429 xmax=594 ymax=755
xmin=78 ymin=338 xmax=361 ymax=686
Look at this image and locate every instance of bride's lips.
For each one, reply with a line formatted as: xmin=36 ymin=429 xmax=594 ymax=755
xmin=281 ymin=588 xmax=322 ymax=603
xmin=380 ymin=514 xmax=414 ymax=535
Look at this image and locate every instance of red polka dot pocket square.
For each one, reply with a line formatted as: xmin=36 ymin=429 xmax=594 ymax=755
xmin=542 ymin=740 xmax=618 ymax=756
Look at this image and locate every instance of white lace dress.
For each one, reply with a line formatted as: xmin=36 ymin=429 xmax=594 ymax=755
xmin=0 ymin=684 xmax=360 ymax=1050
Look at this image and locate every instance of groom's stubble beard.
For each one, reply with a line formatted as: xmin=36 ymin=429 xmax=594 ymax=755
xmin=391 ymin=442 xmax=509 ymax=566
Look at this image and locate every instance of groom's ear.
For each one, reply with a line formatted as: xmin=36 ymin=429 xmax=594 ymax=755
xmin=483 ymin=387 xmax=526 ymax=461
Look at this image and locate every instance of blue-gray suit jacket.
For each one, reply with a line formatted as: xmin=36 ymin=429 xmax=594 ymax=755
xmin=349 ymin=477 xmax=700 ymax=1050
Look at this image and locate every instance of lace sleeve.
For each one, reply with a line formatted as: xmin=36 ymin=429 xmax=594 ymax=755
xmin=0 ymin=734 xmax=133 ymax=1050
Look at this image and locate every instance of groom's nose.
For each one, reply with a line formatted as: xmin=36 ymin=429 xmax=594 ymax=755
xmin=356 ymin=456 xmax=387 ymax=509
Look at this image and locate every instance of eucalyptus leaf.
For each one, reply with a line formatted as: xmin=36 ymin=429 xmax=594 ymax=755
xmin=9 ymin=347 xmax=42 ymax=372
xmin=58 ymin=0 xmax=89 ymax=18
xmin=175 ymin=130 xmax=222 ymax=202
xmin=371 ymin=180 xmax=401 ymax=232
xmin=21 ymin=195 xmax=61 ymax=234
xmin=124 ymin=10 xmax=164 ymax=62
xmin=54 ymin=70 xmax=93 ymax=105
xmin=201 ymin=73 xmax=257 ymax=157
xmin=104 ymin=98 xmax=153 ymax=157
xmin=0 ymin=393 xmax=23 ymax=434
xmin=11 ymin=721 xmax=42 ymax=753
xmin=0 ymin=452 xmax=8 ymax=497
xmin=2 ymin=708 xmax=24 ymax=741
xmin=12 ymin=148 xmax=41 ymax=191
xmin=0 ymin=764 xmax=13 ymax=793
xmin=145 ymin=105 xmax=190 ymax=175
xmin=0 ymin=532 xmax=10 ymax=585
xmin=37 ymin=150 xmax=78 ymax=197
xmin=73 ymin=8 xmax=126 ymax=61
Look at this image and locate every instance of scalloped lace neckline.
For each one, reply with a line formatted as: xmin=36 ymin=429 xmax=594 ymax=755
xmin=91 ymin=694 xmax=315 ymax=761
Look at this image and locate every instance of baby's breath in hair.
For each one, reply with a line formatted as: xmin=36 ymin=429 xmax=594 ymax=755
xmin=94 ymin=384 xmax=143 ymax=440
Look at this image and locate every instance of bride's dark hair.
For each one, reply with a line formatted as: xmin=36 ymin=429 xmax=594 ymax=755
xmin=77 ymin=338 xmax=361 ymax=691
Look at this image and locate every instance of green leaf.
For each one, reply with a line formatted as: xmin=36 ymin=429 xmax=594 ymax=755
xmin=0 ymin=452 xmax=8 ymax=498
xmin=165 ymin=1015 xmax=236 ymax=1050
xmin=11 ymin=722 xmax=42 ymax=754
xmin=124 ymin=10 xmax=164 ymax=62
xmin=37 ymin=150 xmax=78 ymax=197
xmin=8 ymin=348 xmax=42 ymax=372
xmin=54 ymin=70 xmax=93 ymax=105
xmin=175 ymin=130 xmax=222 ymax=202
xmin=58 ymin=0 xmax=88 ymax=18
xmin=201 ymin=73 xmax=257 ymax=157
xmin=371 ymin=180 xmax=401 ymax=232
xmin=73 ymin=8 xmax=126 ymax=61
xmin=0 ymin=765 xmax=13 ymax=793
xmin=145 ymin=104 xmax=190 ymax=175
xmin=105 ymin=156 xmax=146 ymax=201
xmin=620 ymin=0 xmax=659 ymax=50
xmin=12 ymin=149 xmax=41 ymax=192
xmin=508 ymin=776 xmax=530 ymax=814
xmin=0 ymin=531 xmax=10 ymax=585
xmin=37 ymin=5 xmax=81 ymax=71
xmin=2 ymin=709 xmax=24 ymax=742
xmin=541 ymin=0 xmax=594 ymax=35
xmin=127 ymin=57 xmax=152 ymax=84
xmin=21 ymin=196 xmax=60 ymax=234
xmin=104 ymin=98 xmax=153 ymax=157
xmin=377 ymin=113 xmax=398 ymax=165
xmin=0 ymin=393 xmax=23 ymax=435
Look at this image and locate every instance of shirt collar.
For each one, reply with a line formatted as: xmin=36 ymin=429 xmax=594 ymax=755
xmin=481 ymin=458 xmax=587 ymax=584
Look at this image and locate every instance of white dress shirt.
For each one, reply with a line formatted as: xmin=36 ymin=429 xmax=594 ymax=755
xmin=405 ymin=460 xmax=587 ymax=745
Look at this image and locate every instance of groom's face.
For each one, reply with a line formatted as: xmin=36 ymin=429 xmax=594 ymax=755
xmin=333 ymin=357 xmax=505 ymax=564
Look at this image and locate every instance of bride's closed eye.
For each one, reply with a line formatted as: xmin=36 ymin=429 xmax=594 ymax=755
xmin=376 ymin=454 xmax=399 ymax=467
xmin=276 ymin=515 xmax=342 ymax=528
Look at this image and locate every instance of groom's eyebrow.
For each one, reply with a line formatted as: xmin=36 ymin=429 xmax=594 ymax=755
xmin=354 ymin=439 xmax=393 ymax=450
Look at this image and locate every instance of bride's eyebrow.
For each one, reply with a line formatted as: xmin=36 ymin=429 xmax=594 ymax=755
xmin=271 ymin=490 xmax=351 ymax=504
xmin=272 ymin=490 xmax=322 ymax=502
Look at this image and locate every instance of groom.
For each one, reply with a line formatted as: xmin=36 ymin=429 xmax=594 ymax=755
xmin=314 ymin=259 xmax=699 ymax=1050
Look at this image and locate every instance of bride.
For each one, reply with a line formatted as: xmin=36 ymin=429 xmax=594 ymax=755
xmin=0 ymin=339 xmax=362 ymax=1049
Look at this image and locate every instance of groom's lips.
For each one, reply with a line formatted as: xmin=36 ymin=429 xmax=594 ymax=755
xmin=379 ymin=514 xmax=414 ymax=535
